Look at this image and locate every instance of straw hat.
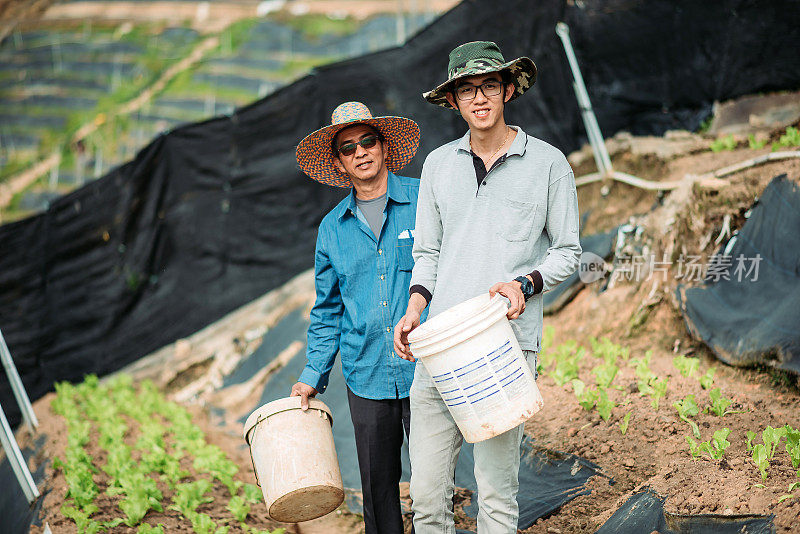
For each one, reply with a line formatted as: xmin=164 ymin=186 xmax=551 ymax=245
xmin=423 ymin=41 xmax=537 ymax=110
xmin=296 ymin=101 xmax=420 ymax=188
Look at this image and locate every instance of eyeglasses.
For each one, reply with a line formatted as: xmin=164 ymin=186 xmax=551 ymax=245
xmin=454 ymin=80 xmax=503 ymax=101
xmin=337 ymin=135 xmax=379 ymax=156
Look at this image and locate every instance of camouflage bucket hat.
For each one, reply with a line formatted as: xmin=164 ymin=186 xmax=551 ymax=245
xmin=423 ymin=41 xmax=537 ymax=109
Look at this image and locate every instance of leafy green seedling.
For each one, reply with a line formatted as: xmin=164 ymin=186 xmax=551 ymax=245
xmin=190 ymin=512 xmax=228 ymax=534
xmin=710 ymin=134 xmax=737 ymax=152
xmin=571 ymin=379 xmax=598 ymax=411
xmin=707 ymin=388 xmax=732 ymax=417
xmin=551 ymin=346 xmax=584 ymax=386
xmin=649 ymin=378 xmax=668 ymax=411
xmin=620 ymin=411 xmax=631 ymax=436
xmin=747 ymin=134 xmax=767 ymax=149
xmin=746 ymin=431 xmax=758 ymax=452
xmin=784 ymin=425 xmax=800 ymax=469
xmin=169 ymin=479 xmax=214 ymax=516
xmin=227 ymin=495 xmax=250 ymax=522
xmin=673 ymin=394 xmax=701 ymax=439
xmin=593 ymin=362 xmax=618 ymax=389
xmin=673 ymin=354 xmax=699 ymax=378
xmin=752 ymin=444 xmax=769 ymax=481
xmin=137 ymin=524 xmax=165 ymax=534
xmin=597 ymin=388 xmax=615 ymax=422
xmin=763 ymin=425 xmax=788 ymax=459
xmin=699 ymin=367 xmax=716 ymax=389
xmin=686 ymin=436 xmax=702 ymax=458
xmin=698 ymin=428 xmax=731 ymax=460
xmin=778 ymin=126 xmax=800 ymax=147
xmin=242 ymin=484 xmax=263 ymax=505
xmin=61 ymin=503 xmax=101 ymax=534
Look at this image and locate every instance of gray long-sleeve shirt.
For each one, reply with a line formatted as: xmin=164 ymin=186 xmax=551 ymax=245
xmin=409 ymin=126 xmax=581 ymax=351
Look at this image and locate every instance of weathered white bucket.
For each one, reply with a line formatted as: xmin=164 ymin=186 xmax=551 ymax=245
xmin=243 ymin=397 xmax=344 ymax=522
xmin=408 ymin=293 xmax=544 ymax=443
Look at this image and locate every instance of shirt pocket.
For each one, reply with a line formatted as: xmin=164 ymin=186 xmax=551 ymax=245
xmin=396 ymin=236 xmax=415 ymax=271
xmin=495 ymin=198 xmax=538 ymax=242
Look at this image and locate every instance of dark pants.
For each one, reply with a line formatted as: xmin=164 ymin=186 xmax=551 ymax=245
xmin=346 ymin=387 xmax=412 ymax=534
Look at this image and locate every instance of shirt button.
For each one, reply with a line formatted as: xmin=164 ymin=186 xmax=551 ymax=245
xmin=386 ymin=327 xmax=391 ymax=332
xmin=383 ymin=301 xmax=387 ymax=306
xmin=380 ymin=275 xmax=385 ymax=280
xmin=378 ymin=249 xmax=382 ymax=255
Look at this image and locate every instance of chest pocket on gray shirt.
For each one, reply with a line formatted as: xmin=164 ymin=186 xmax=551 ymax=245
xmin=496 ymin=198 xmax=537 ymax=242
xmin=396 ymin=237 xmax=415 ymax=271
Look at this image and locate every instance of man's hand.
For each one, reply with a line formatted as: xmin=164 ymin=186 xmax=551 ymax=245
xmin=393 ymin=293 xmax=428 ymax=362
xmin=489 ymin=279 xmax=526 ymax=320
xmin=290 ymin=382 xmax=318 ymax=411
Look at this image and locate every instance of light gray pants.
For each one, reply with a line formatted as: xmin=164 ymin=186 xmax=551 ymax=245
xmin=409 ymin=350 xmax=537 ymax=534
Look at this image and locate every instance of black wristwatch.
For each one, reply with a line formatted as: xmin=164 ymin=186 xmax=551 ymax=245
xmin=514 ymin=275 xmax=535 ymax=301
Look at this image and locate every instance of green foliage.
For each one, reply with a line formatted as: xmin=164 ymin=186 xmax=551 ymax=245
xmin=685 ymin=436 xmax=702 ymax=458
xmin=752 ymin=444 xmax=769 ymax=480
xmin=747 ymin=134 xmax=767 ymax=149
xmin=227 ymin=495 xmax=250 ymax=522
xmin=707 ymin=387 xmax=733 ymax=417
xmin=592 ymin=361 xmax=618 ymax=389
xmin=631 ymin=351 xmax=656 ymax=394
xmin=61 ymin=503 xmax=102 ymax=534
xmin=710 ymin=134 xmax=737 ymax=152
xmin=550 ymin=343 xmax=585 ymax=386
xmin=673 ymin=354 xmax=699 ymax=378
xmin=189 ymin=512 xmax=228 ymax=534
xmin=54 ymin=374 xmax=257 ymax=530
xmin=784 ymin=425 xmax=800 ymax=469
xmin=763 ymin=425 xmax=788 ymax=459
xmin=597 ymin=388 xmax=615 ymax=422
xmin=137 ymin=524 xmax=165 ymax=534
xmin=673 ymin=394 xmax=701 ymax=439
xmin=685 ymin=428 xmax=731 ymax=460
xmin=571 ymin=379 xmax=598 ymax=411
xmin=170 ymin=479 xmax=214 ymax=516
xmin=700 ymin=428 xmax=731 ymax=459
xmin=242 ymin=484 xmax=263 ymax=504
xmin=269 ymin=12 xmax=362 ymax=40
xmin=650 ymin=378 xmax=669 ymax=411
xmin=746 ymin=430 xmax=758 ymax=452
xmin=699 ymin=366 xmax=716 ymax=389
xmin=589 ymin=336 xmax=629 ymax=363
xmin=620 ymin=411 xmax=632 ymax=435
xmin=777 ymin=126 xmax=800 ymax=148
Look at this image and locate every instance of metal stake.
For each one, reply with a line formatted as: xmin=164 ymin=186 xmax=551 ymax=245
xmin=556 ymin=22 xmax=613 ymax=175
xmin=0 ymin=329 xmax=38 ymax=432
xmin=0 ymin=402 xmax=40 ymax=504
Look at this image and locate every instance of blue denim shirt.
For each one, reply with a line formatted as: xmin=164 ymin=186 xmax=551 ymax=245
xmin=298 ymin=172 xmax=423 ymax=400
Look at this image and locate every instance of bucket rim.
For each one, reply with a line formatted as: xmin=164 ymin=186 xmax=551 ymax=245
xmin=408 ymin=293 xmax=507 ymax=347
xmin=243 ymin=397 xmax=333 ymax=444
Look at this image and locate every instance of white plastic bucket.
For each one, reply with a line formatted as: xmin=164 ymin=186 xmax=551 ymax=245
xmin=408 ymin=293 xmax=544 ymax=443
xmin=243 ymin=397 xmax=344 ymax=522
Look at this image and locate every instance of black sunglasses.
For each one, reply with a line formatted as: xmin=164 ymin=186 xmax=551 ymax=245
xmin=338 ymin=135 xmax=379 ymax=156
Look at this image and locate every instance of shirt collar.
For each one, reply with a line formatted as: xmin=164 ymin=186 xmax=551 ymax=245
xmin=456 ymin=125 xmax=528 ymax=157
xmin=336 ymin=171 xmax=407 ymax=221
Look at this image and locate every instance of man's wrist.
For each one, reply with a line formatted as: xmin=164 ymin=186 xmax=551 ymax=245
xmin=408 ymin=291 xmax=428 ymax=313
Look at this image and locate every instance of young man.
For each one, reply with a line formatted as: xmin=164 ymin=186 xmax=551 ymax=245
xmin=393 ymin=42 xmax=581 ymax=533
xmin=292 ymin=101 xmax=422 ymax=534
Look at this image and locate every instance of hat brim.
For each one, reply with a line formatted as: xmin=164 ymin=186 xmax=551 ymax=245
xmin=423 ymin=56 xmax=537 ymax=110
xmin=296 ymin=116 xmax=420 ymax=188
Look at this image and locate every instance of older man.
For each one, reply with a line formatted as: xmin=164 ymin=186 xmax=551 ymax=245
xmin=292 ymin=101 xmax=422 ymax=534
xmin=394 ymin=42 xmax=581 ymax=533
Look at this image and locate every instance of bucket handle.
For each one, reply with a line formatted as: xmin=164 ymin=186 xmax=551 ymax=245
xmin=248 ymin=413 xmax=266 ymax=487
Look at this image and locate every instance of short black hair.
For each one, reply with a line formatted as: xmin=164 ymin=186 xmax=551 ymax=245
xmin=331 ymin=124 xmax=384 ymax=157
